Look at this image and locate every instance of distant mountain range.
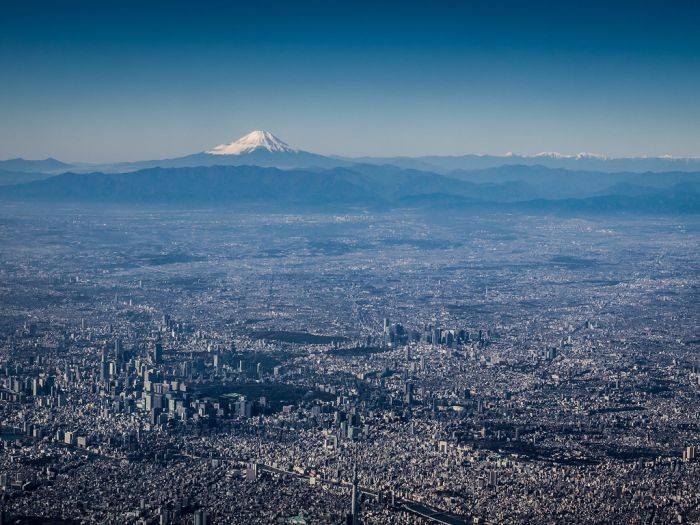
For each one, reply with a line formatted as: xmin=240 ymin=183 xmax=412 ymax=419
xmin=0 ymin=131 xmax=698 ymax=213
xmin=343 ymin=152 xmax=700 ymax=174
xmin=2 ymin=130 xmax=700 ymax=176
xmin=1 ymin=163 xmax=698 ymax=213
xmin=0 ymin=157 xmax=74 ymax=174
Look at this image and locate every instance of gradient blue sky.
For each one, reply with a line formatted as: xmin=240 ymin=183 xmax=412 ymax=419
xmin=1 ymin=0 xmax=699 ymax=162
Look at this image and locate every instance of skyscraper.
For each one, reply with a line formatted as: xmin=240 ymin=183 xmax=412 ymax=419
xmin=404 ymin=382 xmax=414 ymax=405
xmin=152 ymin=342 xmax=163 ymax=365
xmin=194 ymin=509 xmax=211 ymax=525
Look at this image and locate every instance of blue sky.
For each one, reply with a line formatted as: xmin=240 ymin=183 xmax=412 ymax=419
xmin=1 ymin=0 xmax=699 ymax=162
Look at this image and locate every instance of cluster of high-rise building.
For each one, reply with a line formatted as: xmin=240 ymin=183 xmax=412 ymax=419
xmin=383 ymin=319 xmax=491 ymax=349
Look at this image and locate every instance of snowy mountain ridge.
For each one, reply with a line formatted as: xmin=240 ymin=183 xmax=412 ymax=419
xmin=206 ymin=130 xmax=297 ymax=155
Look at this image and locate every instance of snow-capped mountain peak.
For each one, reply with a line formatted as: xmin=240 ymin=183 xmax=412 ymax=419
xmin=532 ymin=151 xmax=607 ymax=160
xmin=206 ymin=130 xmax=297 ymax=155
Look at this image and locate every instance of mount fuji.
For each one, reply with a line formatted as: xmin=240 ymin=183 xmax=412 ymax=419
xmin=100 ymin=130 xmax=346 ymax=172
xmin=207 ymin=130 xmax=297 ymax=155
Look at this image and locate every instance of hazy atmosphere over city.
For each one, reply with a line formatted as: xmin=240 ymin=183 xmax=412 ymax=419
xmin=0 ymin=1 xmax=698 ymax=525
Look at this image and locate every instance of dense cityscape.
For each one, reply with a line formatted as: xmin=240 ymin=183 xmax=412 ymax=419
xmin=2 ymin=1 xmax=700 ymax=522
xmin=0 ymin=207 xmax=697 ymax=524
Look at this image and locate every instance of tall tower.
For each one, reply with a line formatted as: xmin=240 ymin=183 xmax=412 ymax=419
xmin=350 ymin=464 xmax=360 ymax=525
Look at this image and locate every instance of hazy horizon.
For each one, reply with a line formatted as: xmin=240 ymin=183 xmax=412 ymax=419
xmin=5 ymin=129 xmax=700 ymax=166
